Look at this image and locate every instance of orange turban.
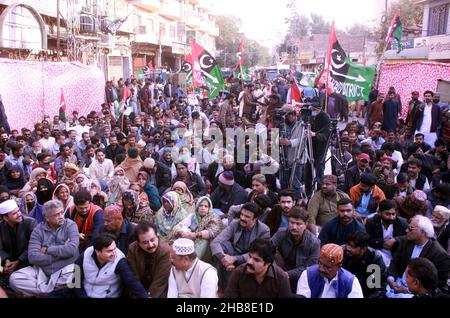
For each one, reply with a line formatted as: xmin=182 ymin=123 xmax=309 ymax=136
xmin=320 ymin=244 xmax=344 ymax=265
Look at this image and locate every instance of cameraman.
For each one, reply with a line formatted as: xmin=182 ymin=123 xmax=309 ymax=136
xmin=305 ymin=103 xmax=331 ymax=196
xmin=279 ymin=105 xmax=303 ymax=198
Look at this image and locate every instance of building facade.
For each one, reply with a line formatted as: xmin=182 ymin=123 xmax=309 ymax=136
xmin=384 ymin=0 xmax=450 ymax=62
xmin=0 ymin=0 xmax=219 ymax=80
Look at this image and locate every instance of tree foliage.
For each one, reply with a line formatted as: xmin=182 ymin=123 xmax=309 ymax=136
xmin=373 ymin=0 xmax=424 ymax=56
xmin=215 ymin=15 xmax=272 ymax=68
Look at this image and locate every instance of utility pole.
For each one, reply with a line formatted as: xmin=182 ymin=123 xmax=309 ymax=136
xmin=57 ymin=0 xmax=60 ymax=61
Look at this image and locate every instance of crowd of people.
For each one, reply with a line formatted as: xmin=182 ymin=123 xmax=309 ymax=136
xmin=0 ymin=72 xmax=449 ymax=299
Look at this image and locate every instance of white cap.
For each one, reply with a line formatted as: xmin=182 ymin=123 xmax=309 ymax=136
xmin=143 ymin=158 xmax=155 ymax=170
xmin=0 ymin=199 xmax=19 ymax=215
xmin=172 ymin=238 xmax=195 ymax=256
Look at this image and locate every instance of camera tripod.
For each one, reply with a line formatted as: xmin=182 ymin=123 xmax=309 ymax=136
xmin=289 ymin=120 xmax=317 ymax=199
xmin=322 ymin=120 xmax=347 ymax=176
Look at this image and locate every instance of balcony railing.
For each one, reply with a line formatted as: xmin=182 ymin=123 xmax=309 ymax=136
xmin=128 ymin=0 xmax=161 ymax=12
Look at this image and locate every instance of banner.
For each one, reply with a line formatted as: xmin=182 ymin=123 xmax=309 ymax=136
xmin=0 ymin=58 xmax=105 ymax=129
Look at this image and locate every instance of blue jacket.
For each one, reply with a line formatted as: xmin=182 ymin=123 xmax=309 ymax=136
xmin=319 ymin=217 xmax=366 ymax=246
xmin=307 ymin=264 xmax=355 ymax=298
xmin=144 ymin=181 xmax=162 ymax=211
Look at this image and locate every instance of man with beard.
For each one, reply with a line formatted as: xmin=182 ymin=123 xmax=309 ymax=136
xmin=365 ymin=200 xmax=408 ymax=267
xmin=271 ymin=207 xmax=320 ymax=292
xmin=394 ymin=190 xmax=429 ymax=220
xmin=368 ymin=93 xmax=384 ymax=128
xmin=0 ymin=200 xmax=37 ymax=288
xmin=406 ymin=158 xmax=430 ymax=191
xmin=344 ymin=153 xmax=372 ymax=193
xmin=296 ymin=243 xmax=363 ymax=298
xmin=105 ymin=135 xmax=125 ymax=165
xmin=373 ymin=155 xmax=396 ymax=197
xmin=414 ymin=133 xmax=432 ymax=153
xmin=386 ymin=215 xmax=450 ymax=298
xmin=413 ymin=90 xmax=442 ymax=147
xmin=433 ymin=92 xmax=449 ymax=111
xmin=127 ymin=221 xmax=172 ymax=298
xmin=319 ymin=198 xmax=366 ymax=246
xmin=427 ymin=183 xmax=450 ymax=215
xmin=342 ymin=231 xmax=387 ymax=298
xmin=265 ymin=189 xmax=297 ymax=236
xmin=430 ymin=205 xmax=450 ymax=254
xmin=225 ymin=239 xmax=292 ymax=298
xmin=307 ymin=175 xmax=350 ymax=235
xmin=350 ymin=173 xmax=386 ymax=221
xmin=211 ymin=202 xmax=270 ymax=292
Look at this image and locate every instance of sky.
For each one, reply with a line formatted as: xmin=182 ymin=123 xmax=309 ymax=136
xmin=213 ymin=0 xmax=387 ymax=48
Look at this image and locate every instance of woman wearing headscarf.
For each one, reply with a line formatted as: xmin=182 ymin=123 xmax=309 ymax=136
xmin=108 ymin=167 xmax=130 ymax=205
xmin=137 ymin=171 xmax=161 ymax=212
xmin=121 ymin=190 xmax=153 ymax=225
xmin=74 ymin=174 xmax=92 ymax=193
xmin=52 ymin=183 xmax=74 ymax=214
xmin=18 ymin=167 xmax=48 ymax=198
xmin=59 ymin=163 xmax=81 ymax=184
xmin=5 ymin=165 xmax=26 ymax=197
xmin=155 ymin=191 xmax=188 ymax=243
xmin=90 ymin=179 xmax=108 ymax=208
xmin=35 ymin=178 xmax=55 ymax=205
xmin=173 ymin=196 xmax=224 ymax=261
xmin=172 ymin=181 xmax=195 ymax=214
xmin=19 ymin=191 xmax=44 ymax=224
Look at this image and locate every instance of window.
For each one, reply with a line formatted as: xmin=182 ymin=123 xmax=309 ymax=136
xmin=169 ymin=25 xmax=176 ymax=39
xmin=160 ymin=22 xmax=166 ymax=37
xmin=428 ymin=3 xmax=449 ymax=36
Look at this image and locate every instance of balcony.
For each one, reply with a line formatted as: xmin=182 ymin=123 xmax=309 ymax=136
xmin=185 ymin=12 xmax=201 ymax=28
xmin=133 ymin=26 xmax=159 ymax=44
xmin=159 ymin=0 xmax=181 ymax=21
xmin=128 ymin=0 xmax=161 ymax=12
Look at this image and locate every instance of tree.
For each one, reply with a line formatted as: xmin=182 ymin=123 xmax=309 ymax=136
xmin=345 ymin=23 xmax=373 ymax=36
xmin=374 ymin=0 xmax=423 ymax=56
xmin=215 ymin=15 xmax=271 ymax=68
xmin=310 ymin=13 xmax=331 ymax=34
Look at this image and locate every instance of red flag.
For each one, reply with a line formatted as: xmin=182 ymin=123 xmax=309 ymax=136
xmin=317 ymin=22 xmax=336 ymax=94
xmin=59 ymin=89 xmax=67 ymax=123
xmin=60 ymin=89 xmax=66 ymax=112
xmin=291 ymin=80 xmax=303 ymax=106
xmin=386 ymin=10 xmax=401 ymax=45
xmin=191 ymin=40 xmax=204 ymax=87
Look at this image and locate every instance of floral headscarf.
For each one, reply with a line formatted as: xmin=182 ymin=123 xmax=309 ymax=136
xmin=108 ymin=167 xmax=130 ymax=205
xmin=155 ymin=191 xmax=187 ymax=242
xmin=190 ymin=196 xmax=214 ymax=232
xmin=52 ymin=183 xmax=74 ymax=211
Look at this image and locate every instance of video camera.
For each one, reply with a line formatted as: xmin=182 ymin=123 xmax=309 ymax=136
xmin=272 ymin=108 xmax=288 ymax=127
xmin=299 ymin=97 xmax=321 ymax=123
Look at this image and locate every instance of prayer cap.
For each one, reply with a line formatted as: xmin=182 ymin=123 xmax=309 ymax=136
xmin=173 ymin=238 xmax=195 ymax=256
xmin=0 ymin=199 xmax=19 ymax=215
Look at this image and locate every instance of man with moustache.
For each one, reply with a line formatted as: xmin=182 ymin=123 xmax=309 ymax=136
xmin=127 ymin=221 xmax=172 ymax=298
xmin=265 ymin=189 xmax=297 ymax=236
xmin=344 ymin=153 xmax=372 ymax=193
xmin=225 ymin=239 xmax=292 ymax=298
xmin=430 ymin=205 xmax=450 ymax=254
xmin=307 ymin=175 xmax=350 ymax=235
xmin=0 ymin=200 xmax=37 ymax=287
xmin=365 ymin=200 xmax=408 ymax=266
xmin=271 ymin=207 xmax=320 ymax=292
xmin=342 ymin=231 xmax=387 ymax=298
xmin=211 ymin=202 xmax=270 ymax=291
xmin=350 ymin=173 xmax=386 ymax=221
xmin=296 ymin=244 xmax=364 ymax=298
xmin=319 ymin=198 xmax=366 ymax=246
xmin=100 ymin=205 xmax=135 ymax=255
xmin=405 ymin=91 xmax=422 ymax=138
xmin=406 ymin=158 xmax=430 ymax=191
